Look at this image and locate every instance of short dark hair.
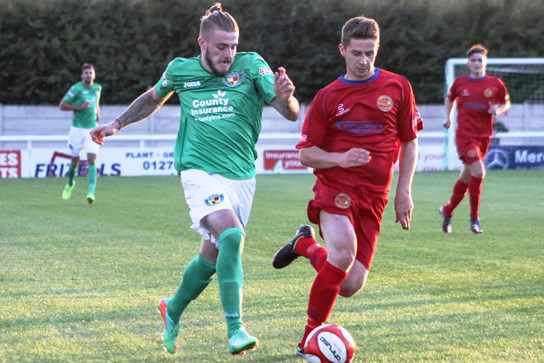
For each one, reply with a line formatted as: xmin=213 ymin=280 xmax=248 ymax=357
xmin=81 ymin=63 xmax=94 ymax=72
xmin=466 ymin=44 xmax=488 ymax=58
xmin=341 ymin=16 xmax=380 ymax=47
xmin=200 ymin=3 xmax=239 ymax=38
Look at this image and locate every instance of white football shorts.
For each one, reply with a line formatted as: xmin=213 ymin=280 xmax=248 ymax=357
xmin=68 ymin=126 xmax=99 ymax=157
xmin=180 ymin=169 xmax=256 ymax=243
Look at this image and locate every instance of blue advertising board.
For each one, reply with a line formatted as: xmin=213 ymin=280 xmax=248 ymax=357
xmin=485 ymin=146 xmax=544 ymax=170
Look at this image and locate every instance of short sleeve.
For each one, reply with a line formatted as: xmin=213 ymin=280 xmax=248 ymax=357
xmin=250 ymin=54 xmax=276 ymax=104
xmin=63 ymin=85 xmax=79 ymax=103
xmin=498 ymin=78 xmax=510 ymax=104
xmin=154 ymin=60 xmax=176 ymax=98
xmin=296 ymin=91 xmax=328 ymax=149
xmin=397 ymin=78 xmax=423 ymax=142
xmin=446 ymin=78 xmax=460 ymax=101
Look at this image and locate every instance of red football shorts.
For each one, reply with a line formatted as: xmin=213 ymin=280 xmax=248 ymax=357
xmin=307 ymin=179 xmax=389 ymax=270
xmin=456 ymin=135 xmax=490 ymax=164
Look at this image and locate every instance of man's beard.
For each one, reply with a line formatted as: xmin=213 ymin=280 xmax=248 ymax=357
xmin=205 ymin=52 xmax=230 ymax=77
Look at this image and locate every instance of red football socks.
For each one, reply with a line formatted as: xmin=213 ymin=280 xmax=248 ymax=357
xmin=295 ymin=237 xmax=327 ymax=271
xmin=444 ymin=179 xmax=468 ymax=216
xmin=299 ymin=261 xmax=348 ymax=347
xmin=468 ymin=176 xmax=483 ymax=218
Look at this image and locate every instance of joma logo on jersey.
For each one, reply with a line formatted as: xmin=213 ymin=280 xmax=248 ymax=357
xmin=204 ymin=193 xmax=224 ymax=206
xmin=183 ymin=81 xmax=201 ymax=88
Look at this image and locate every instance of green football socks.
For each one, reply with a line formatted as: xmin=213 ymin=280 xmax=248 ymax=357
xmin=67 ymin=164 xmax=76 ymax=186
xmin=167 ymin=255 xmax=216 ymax=324
xmin=216 ymin=227 xmax=245 ymax=338
xmin=87 ymin=164 xmax=97 ymax=195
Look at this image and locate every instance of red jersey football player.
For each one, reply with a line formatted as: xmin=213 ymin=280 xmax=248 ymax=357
xmin=272 ymin=15 xmax=423 ymax=357
xmin=440 ymin=44 xmax=510 ymax=234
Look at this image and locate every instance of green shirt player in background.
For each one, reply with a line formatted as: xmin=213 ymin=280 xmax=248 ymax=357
xmin=59 ymin=63 xmax=102 ymax=203
xmin=90 ymin=3 xmax=299 ymax=357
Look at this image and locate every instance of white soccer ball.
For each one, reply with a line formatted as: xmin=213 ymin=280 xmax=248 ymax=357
xmin=303 ymin=324 xmax=357 ymax=363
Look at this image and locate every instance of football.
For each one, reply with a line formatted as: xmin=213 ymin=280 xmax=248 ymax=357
xmin=303 ymin=324 xmax=357 ymax=363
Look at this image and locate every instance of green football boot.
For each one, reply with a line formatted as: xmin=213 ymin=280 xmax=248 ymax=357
xmin=228 ymin=327 xmax=258 ymax=355
xmin=62 ymin=182 xmax=75 ymax=200
xmin=158 ymin=298 xmax=180 ymax=354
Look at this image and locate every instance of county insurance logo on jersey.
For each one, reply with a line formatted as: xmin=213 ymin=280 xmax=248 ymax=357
xmin=223 ymin=72 xmax=243 ymax=87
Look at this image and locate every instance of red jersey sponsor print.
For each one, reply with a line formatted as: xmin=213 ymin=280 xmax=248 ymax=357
xmin=448 ymin=75 xmax=509 ymax=138
xmin=296 ymin=68 xmax=423 ymax=194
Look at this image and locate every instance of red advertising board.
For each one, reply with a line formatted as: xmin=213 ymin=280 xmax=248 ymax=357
xmin=263 ymin=150 xmax=307 ymax=172
xmin=0 ymin=150 xmax=21 ymax=178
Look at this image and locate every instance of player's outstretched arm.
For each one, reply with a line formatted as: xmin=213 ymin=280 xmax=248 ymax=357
xmin=60 ymin=100 xmax=89 ymax=111
xmin=299 ymin=146 xmax=371 ymax=169
xmin=271 ymin=67 xmax=299 ymax=121
xmin=90 ymin=88 xmax=172 ymax=145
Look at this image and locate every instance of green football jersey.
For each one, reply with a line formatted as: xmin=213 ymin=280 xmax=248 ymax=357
xmin=154 ymin=52 xmax=277 ymax=179
xmin=63 ymin=82 xmax=102 ymax=129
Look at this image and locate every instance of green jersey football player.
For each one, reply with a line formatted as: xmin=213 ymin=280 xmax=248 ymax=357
xmin=90 ymin=2 xmax=299 ymax=357
xmin=60 ymin=63 xmax=101 ymax=203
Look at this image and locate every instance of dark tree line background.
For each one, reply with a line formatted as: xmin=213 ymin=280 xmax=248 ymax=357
xmin=1 ymin=0 xmax=543 ymax=105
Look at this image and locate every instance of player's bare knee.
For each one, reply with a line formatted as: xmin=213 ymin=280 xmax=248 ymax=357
xmin=339 ymin=281 xmax=364 ymax=297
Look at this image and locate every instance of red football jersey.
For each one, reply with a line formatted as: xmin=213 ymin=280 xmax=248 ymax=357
xmin=448 ymin=75 xmax=509 ymax=138
xmin=296 ymin=68 xmax=423 ymax=194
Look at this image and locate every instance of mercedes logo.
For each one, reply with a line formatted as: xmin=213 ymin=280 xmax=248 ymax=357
xmin=485 ymin=149 xmax=509 ymax=169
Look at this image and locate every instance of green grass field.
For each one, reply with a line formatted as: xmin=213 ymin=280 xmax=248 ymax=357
xmin=1 ymin=171 xmax=542 ymax=362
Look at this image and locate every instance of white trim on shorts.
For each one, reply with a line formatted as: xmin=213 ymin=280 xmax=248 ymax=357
xmin=68 ymin=126 xmax=99 ymax=157
xmin=179 ymin=169 xmax=256 ymax=244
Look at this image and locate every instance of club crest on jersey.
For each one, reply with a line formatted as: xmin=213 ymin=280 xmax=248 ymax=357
xmin=484 ymin=88 xmax=494 ymax=98
xmin=204 ymin=193 xmax=224 ymax=206
xmin=334 ymin=193 xmax=351 ymax=209
xmin=223 ymin=72 xmax=243 ymax=87
xmin=377 ymin=95 xmax=393 ymax=112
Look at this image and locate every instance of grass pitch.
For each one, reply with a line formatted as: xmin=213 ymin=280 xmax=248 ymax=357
xmin=0 ymin=171 xmax=542 ymax=362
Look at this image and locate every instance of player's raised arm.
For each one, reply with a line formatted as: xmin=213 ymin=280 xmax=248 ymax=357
xmin=90 ymin=87 xmax=172 ymax=144
xmin=270 ymin=67 xmax=300 ymax=121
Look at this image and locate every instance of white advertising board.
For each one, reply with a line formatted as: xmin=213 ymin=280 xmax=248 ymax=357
xmin=1 ymin=144 xmax=453 ymax=178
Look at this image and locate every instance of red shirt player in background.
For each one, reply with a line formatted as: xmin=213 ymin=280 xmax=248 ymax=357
xmin=272 ymin=15 xmax=423 ymax=357
xmin=440 ymin=44 xmax=510 ymax=234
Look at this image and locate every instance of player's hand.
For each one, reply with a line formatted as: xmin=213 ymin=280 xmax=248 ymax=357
xmin=90 ymin=121 xmax=120 ymax=145
xmin=394 ymin=193 xmax=413 ymax=230
xmin=488 ymin=103 xmax=498 ymax=116
xmin=79 ymin=101 xmax=90 ymax=110
xmin=338 ymin=148 xmax=371 ymax=168
xmin=274 ymin=67 xmax=295 ymax=101
xmin=442 ymin=118 xmax=451 ymax=129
